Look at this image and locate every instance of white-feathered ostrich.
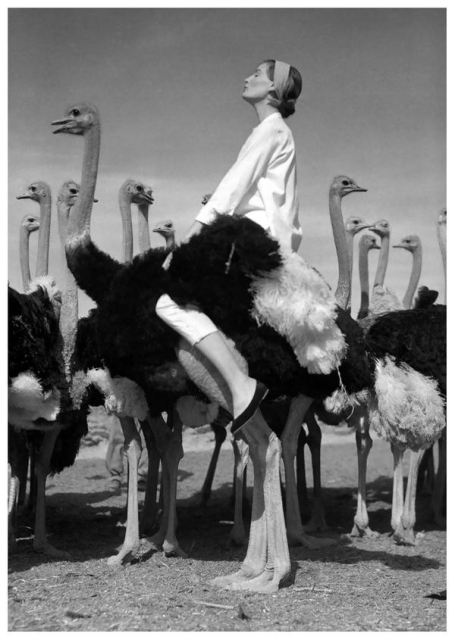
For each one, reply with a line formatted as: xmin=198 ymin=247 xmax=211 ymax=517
xmin=52 ymin=104 xmax=379 ymax=593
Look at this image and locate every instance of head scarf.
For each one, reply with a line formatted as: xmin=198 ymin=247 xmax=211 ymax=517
xmin=273 ymin=61 xmax=291 ymax=101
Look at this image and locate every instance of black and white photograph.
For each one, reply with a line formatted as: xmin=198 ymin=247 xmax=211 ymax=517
xmin=7 ymin=3 xmax=447 ymax=633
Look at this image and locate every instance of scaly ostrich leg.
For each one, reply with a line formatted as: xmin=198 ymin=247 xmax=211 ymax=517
xmin=431 ymin=430 xmax=446 ymax=527
xmin=393 ymin=448 xmax=426 ymax=545
xmin=220 ymin=412 xmax=291 ymax=593
xmin=390 ymin=444 xmax=404 ymax=531
xmin=107 ymin=417 xmax=142 ymax=565
xmin=302 ymin=407 xmax=328 ymax=531
xmin=33 ymin=428 xmax=70 ymax=557
xmin=229 ymin=437 xmax=249 ymax=545
xmin=144 ymin=410 xmax=187 ymax=558
xmin=138 ymin=419 xmax=161 ymax=537
xmin=8 ymin=464 xmax=19 ymax=552
xmin=281 ymin=396 xmax=334 ymax=548
xmin=198 ymin=415 xmax=228 ymax=506
xmin=350 ymin=405 xmax=378 ymax=538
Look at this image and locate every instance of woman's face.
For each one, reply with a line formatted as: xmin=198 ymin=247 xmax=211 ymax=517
xmin=242 ymin=63 xmax=274 ymax=104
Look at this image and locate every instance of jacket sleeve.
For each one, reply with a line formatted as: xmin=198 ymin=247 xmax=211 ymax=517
xmin=195 ymin=126 xmax=280 ymax=225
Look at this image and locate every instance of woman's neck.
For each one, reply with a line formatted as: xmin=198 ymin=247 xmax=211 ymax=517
xmin=254 ymin=102 xmax=279 ymax=123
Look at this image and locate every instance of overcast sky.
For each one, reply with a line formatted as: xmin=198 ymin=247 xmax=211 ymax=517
xmin=7 ymin=5 xmax=446 ymax=317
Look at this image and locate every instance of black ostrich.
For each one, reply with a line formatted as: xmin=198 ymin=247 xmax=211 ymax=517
xmin=52 ymin=103 xmax=376 ymax=593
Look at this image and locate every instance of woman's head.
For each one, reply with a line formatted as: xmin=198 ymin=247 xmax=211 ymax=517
xmin=263 ymin=59 xmax=302 ymax=118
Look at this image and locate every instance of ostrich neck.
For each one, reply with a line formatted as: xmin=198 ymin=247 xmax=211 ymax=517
xmin=358 ymin=243 xmax=371 ymax=318
xmin=137 ymin=203 xmax=151 ymax=254
xmin=118 ymin=191 xmax=134 ymax=262
xmin=19 ymin=228 xmax=32 ymax=291
xmin=402 ymin=246 xmax=422 ymax=309
xmin=373 ymin=234 xmax=389 ymax=288
xmin=67 ymin=124 xmax=100 ymax=243
xmin=330 ymin=193 xmax=351 ymax=310
xmin=35 ymin=196 xmax=51 ymax=277
xmin=58 ymin=201 xmax=78 ymax=377
xmin=166 ymin=234 xmax=176 ymax=252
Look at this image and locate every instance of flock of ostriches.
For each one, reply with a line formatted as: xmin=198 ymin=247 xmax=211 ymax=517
xmin=8 ymin=103 xmax=446 ymax=594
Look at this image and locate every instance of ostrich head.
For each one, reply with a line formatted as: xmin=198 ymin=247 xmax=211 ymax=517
xmin=120 ymin=179 xmax=154 ymax=205
xmin=330 ymin=175 xmax=367 ymax=200
xmin=51 ymin=103 xmax=99 ymax=135
xmin=57 ymin=180 xmax=99 ymax=208
xmin=344 ymin=216 xmax=372 ymax=237
xmin=153 ymin=219 xmax=175 ymax=240
xmin=369 ymin=219 xmax=391 ymax=240
xmin=393 ymin=234 xmax=422 ymax=253
xmin=20 ymin=214 xmax=40 ymax=234
xmin=16 ymin=181 xmax=51 ymax=203
xmin=359 ymin=234 xmax=380 ymax=252
xmin=438 ymin=207 xmax=446 ymax=227
xmin=201 ymin=193 xmax=213 ymax=205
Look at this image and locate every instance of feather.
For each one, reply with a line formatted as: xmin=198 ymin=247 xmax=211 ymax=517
xmin=251 ymin=248 xmax=346 ymax=374
xmin=175 ymin=396 xmax=220 ymax=427
xmin=8 ymin=372 xmax=61 ymax=426
xmin=86 ymin=368 xmax=149 ymax=420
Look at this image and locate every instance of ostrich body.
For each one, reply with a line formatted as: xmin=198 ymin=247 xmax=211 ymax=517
xmin=53 ymin=104 xmax=375 ymax=592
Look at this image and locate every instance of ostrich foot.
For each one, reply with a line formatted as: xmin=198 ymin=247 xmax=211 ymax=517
xmin=34 ymin=541 xmax=71 ymax=559
xmin=302 ymin=513 xmax=329 ymax=532
xmin=163 ymin=540 xmax=188 ymax=559
xmin=350 ymin=523 xmax=379 ymax=538
xmin=226 ymin=568 xmax=285 ymax=594
xmin=107 ymin=541 xmax=141 ymax=565
xmin=392 ymin=526 xmax=417 ymax=546
xmin=211 ymin=565 xmax=260 ymax=588
xmin=288 ymin=531 xmax=336 ymax=549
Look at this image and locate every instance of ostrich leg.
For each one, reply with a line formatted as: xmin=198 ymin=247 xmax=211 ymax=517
xmin=144 ymin=409 xmax=187 ymax=558
xmin=296 ymin=427 xmax=310 ymax=518
xmin=215 ymin=411 xmax=292 ymax=593
xmin=281 ymin=396 xmax=335 ymax=548
xmin=302 ymin=407 xmax=328 ymax=531
xmin=107 ymin=417 xmax=142 ymax=565
xmin=138 ymin=418 xmax=161 ymax=537
xmin=393 ymin=448 xmax=425 ymax=546
xmin=198 ymin=415 xmax=228 ymax=506
xmin=390 ymin=444 xmax=404 ymax=531
xmin=431 ymin=431 xmax=446 ymax=527
xmin=350 ymin=405 xmax=378 ymax=538
xmin=33 ymin=428 xmax=70 ymax=557
xmin=229 ymin=437 xmax=249 ymax=545
xmin=8 ymin=464 xmax=19 ymax=552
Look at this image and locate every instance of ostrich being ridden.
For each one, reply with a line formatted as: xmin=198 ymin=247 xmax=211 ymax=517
xmin=52 ymin=103 xmax=380 ymax=593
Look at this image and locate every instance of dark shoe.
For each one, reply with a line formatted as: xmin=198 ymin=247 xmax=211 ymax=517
xmin=231 ymin=381 xmax=269 ymax=434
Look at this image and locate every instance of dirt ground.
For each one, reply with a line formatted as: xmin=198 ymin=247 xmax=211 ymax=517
xmin=8 ymin=425 xmax=446 ymax=632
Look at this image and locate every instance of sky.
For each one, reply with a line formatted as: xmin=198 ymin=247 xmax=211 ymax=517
xmin=7 ymin=4 xmax=447 ymax=318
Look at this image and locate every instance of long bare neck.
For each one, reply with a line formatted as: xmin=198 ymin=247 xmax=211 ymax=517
xmin=437 ymin=222 xmax=446 ymax=301
xmin=35 ymin=194 xmax=52 ymax=277
xmin=373 ymin=234 xmax=389 ymax=288
xmin=58 ymin=200 xmax=79 ymax=377
xmin=20 ymin=227 xmax=32 ymax=291
xmin=358 ymin=241 xmax=371 ymax=318
xmin=118 ymin=190 xmax=134 ymax=262
xmin=331 ymin=192 xmax=351 ymax=309
xmin=137 ymin=203 xmax=151 ymax=253
xmin=67 ymin=124 xmax=100 ymax=244
xmin=403 ymin=245 xmax=422 ymax=309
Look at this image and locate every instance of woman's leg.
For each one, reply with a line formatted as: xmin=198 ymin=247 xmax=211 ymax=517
xmin=156 ymin=295 xmax=268 ymax=427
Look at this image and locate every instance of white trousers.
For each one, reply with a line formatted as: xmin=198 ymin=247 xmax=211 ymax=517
xmin=155 ymin=294 xmax=218 ymax=346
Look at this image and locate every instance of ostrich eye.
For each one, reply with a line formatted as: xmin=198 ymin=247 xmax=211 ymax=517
xmin=70 ymin=189 xmax=77 ymax=194
xmin=137 ymin=185 xmax=143 ymax=192
xmin=70 ymin=108 xmax=80 ymax=116
xmin=342 ymin=180 xmax=349 ymax=186
xmin=30 ymin=186 xmax=36 ymax=192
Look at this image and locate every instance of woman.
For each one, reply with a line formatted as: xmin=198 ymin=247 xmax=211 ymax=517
xmin=156 ymin=59 xmax=303 ymax=433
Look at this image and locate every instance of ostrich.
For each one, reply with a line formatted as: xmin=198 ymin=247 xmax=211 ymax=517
xmin=17 ymin=181 xmax=52 ymax=277
xmin=19 ymin=214 xmax=40 ymax=291
xmin=152 ymin=220 xmax=176 ymax=252
xmin=357 ymin=234 xmax=380 ymax=319
xmin=52 ymin=104 xmax=377 ymax=592
xmin=392 ymin=234 xmax=423 ymax=309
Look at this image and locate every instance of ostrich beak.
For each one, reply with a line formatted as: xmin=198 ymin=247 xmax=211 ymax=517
xmin=51 ymin=117 xmax=73 ymax=134
xmin=16 ymin=194 xmax=30 ymax=200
